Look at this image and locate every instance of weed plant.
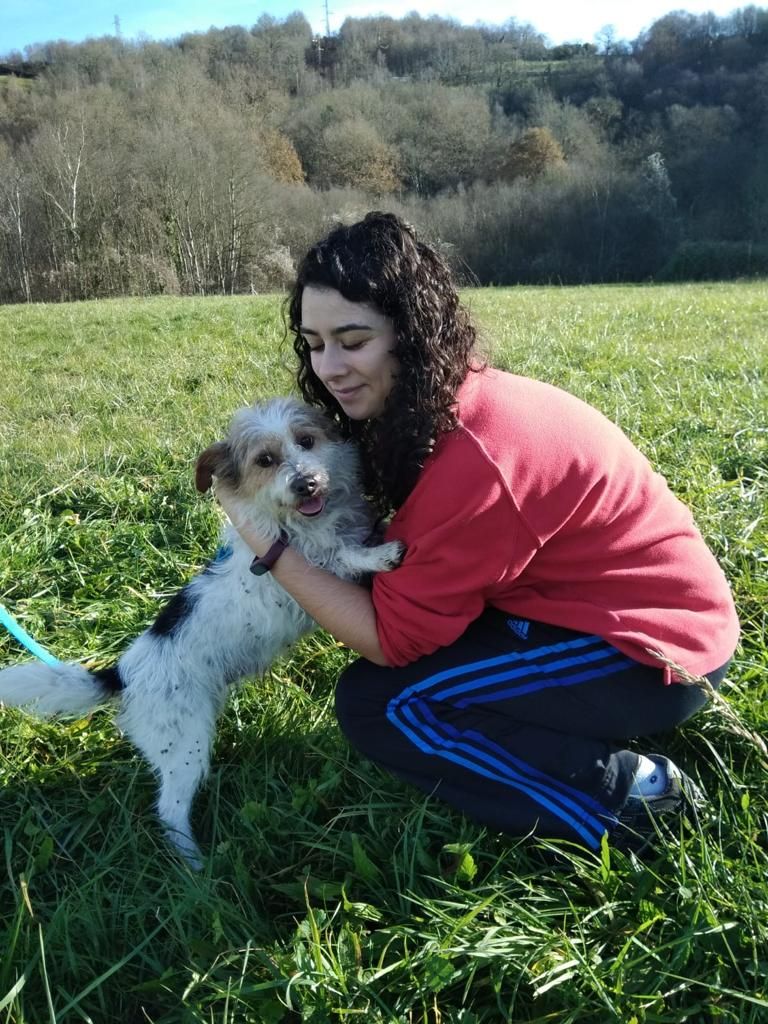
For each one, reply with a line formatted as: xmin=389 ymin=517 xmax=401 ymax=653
xmin=0 ymin=285 xmax=766 ymax=1023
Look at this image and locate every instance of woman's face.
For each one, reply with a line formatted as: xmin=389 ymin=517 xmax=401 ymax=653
xmin=300 ymin=286 xmax=399 ymax=420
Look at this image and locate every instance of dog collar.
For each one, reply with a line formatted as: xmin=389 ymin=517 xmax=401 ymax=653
xmin=249 ymin=531 xmax=289 ymax=576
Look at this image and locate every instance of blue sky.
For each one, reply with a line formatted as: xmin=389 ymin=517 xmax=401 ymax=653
xmin=2 ymin=1 xmax=746 ymax=56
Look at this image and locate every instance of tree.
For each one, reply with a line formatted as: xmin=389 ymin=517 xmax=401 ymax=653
xmin=0 ymin=142 xmax=32 ymax=301
xmin=261 ymin=128 xmax=305 ymax=185
xmin=497 ymin=126 xmax=565 ymax=182
xmin=528 ymin=92 xmax=607 ymax=168
xmin=27 ymin=111 xmax=89 ymax=298
xmin=313 ymin=118 xmax=400 ymax=193
xmin=385 ymin=84 xmax=493 ymax=194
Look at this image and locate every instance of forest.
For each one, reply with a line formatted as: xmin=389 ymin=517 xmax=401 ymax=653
xmin=0 ymin=6 xmax=767 ymax=302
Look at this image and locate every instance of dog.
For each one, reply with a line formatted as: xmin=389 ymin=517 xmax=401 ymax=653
xmin=0 ymin=397 xmax=403 ymax=868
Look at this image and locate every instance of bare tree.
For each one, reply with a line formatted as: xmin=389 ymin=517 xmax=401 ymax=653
xmin=29 ymin=115 xmax=88 ymax=298
xmin=0 ymin=145 xmax=32 ymax=301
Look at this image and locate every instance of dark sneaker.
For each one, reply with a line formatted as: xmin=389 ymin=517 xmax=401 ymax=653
xmin=611 ymin=754 xmax=707 ymax=856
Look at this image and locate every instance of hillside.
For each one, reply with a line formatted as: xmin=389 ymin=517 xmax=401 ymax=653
xmin=1 ymin=8 xmax=767 ymax=301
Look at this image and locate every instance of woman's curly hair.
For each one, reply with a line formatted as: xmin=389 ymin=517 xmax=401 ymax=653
xmin=286 ymin=212 xmax=478 ymax=517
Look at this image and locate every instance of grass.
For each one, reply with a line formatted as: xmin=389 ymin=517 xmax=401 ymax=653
xmin=0 ymin=283 xmax=766 ymax=1023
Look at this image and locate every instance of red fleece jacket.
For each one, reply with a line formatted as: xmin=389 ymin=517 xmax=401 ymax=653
xmin=372 ymin=369 xmax=739 ymax=678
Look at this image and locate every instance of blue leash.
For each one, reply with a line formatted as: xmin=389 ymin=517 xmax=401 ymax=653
xmin=0 ymin=603 xmax=61 ymax=666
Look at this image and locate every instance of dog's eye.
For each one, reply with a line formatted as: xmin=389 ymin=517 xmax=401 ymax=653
xmin=296 ymin=435 xmax=315 ymax=450
xmin=255 ymin=452 xmax=274 ymax=468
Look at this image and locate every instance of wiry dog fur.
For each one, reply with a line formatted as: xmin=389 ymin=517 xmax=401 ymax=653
xmin=0 ymin=398 xmax=402 ymax=868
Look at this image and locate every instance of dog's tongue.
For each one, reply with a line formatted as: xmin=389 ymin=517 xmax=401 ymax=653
xmin=298 ymin=495 xmax=325 ymax=516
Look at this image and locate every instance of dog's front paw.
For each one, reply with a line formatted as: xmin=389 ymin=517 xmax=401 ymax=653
xmin=370 ymin=539 xmax=406 ymax=572
xmin=334 ymin=539 xmax=406 ymax=578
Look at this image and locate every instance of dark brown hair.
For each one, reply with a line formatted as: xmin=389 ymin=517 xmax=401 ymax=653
xmin=287 ymin=212 xmax=478 ymax=516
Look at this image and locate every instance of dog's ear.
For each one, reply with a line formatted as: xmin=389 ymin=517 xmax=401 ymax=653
xmin=195 ymin=442 xmax=231 ymax=493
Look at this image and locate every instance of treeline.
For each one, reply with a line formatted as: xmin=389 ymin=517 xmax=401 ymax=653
xmin=1 ymin=7 xmax=767 ymax=303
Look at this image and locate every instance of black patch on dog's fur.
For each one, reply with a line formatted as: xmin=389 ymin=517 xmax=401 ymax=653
xmin=149 ymin=586 xmax=198 ymax=638
xmin=93 ymin=665 xmax=124 ymax=692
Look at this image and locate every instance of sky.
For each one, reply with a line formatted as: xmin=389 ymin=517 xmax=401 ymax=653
xmin=1 ymin=0 xmax=748 ymax=57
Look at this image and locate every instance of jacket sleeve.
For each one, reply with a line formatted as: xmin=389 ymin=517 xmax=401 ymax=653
xmin=371 ymin=434 xmax=539 ymax=667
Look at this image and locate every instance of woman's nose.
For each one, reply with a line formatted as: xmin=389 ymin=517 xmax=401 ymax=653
xmin=317 ymin=343 xmax=346 ymax=381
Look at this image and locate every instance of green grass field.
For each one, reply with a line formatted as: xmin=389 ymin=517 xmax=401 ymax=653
xmin=0 ymin=284 xmax=766 ymax=1023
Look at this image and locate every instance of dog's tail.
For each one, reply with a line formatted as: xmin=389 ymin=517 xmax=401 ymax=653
xmin=0 ymin=661 xmax=121 ymax=718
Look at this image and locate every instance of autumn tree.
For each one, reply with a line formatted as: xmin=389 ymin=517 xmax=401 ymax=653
xmin=497 ymin=126 xmax=565 ymax=182
xmin=261 ymin=128 xmax=305 ymax=184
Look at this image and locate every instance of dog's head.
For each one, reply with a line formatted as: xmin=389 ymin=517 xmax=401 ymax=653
xmin=196 ymin=398 xmax=354 ymax=525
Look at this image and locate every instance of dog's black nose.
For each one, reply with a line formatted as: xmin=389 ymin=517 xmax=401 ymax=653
xmin=291 ymin=476 xmax=318 ymax=497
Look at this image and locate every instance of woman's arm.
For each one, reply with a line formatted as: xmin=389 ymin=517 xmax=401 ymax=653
xmin=224 ymin=510 xmax=390 ymax=667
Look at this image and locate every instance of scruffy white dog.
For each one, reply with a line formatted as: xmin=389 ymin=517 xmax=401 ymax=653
xmin=0 ymin=398 xmax=402 ymax=867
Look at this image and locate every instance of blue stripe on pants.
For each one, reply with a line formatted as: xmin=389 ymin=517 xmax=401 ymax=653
xmin=386 ymin=634 xmax=626 ymax=848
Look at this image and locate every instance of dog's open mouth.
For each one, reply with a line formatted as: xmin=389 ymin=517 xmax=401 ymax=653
xmin=297 ymin=495 xmax=326 ymax=517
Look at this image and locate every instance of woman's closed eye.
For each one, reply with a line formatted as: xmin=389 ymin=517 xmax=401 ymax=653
xmin=305 ymin=339 xmax=367 ymax=355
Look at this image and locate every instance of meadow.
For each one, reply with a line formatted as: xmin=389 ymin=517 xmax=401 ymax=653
xmin=0 ymin=283 xmax=766 ymax=1023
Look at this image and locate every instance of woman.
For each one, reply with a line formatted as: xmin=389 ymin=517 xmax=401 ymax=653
xmin=218 ymin=212 xmax=739 ymax=853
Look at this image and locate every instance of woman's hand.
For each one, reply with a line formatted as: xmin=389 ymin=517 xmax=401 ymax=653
xmin=213 ymin=481 xmax=272 ymax=558
xmin=211 ymin=479 xmax=389 ymax=666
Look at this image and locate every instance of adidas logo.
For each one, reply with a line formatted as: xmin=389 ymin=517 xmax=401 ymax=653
xmin=506 ymin=617 xmax=530 ymax=640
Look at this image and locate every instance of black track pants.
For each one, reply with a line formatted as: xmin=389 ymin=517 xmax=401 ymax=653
xmin=335 ymin=609 xmax=729 ymax=849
